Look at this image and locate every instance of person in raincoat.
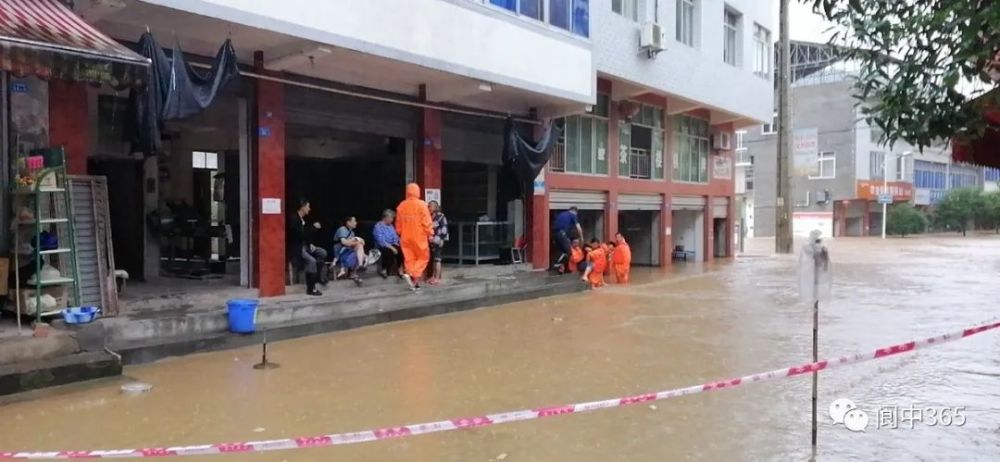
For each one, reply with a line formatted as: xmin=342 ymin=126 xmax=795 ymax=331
xmin=396 ymin=183 xmax=433 ymax=290
xmin=611 ymin=232 xmax=632 ymax=284
xmin=581 ymin=238 xmax=607 ymax=288
xmin=567 ymin=238 xmax=585 ymax=273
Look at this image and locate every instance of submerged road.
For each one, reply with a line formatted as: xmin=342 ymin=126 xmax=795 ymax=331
xmin=1 ymin=236 xmax=999 ymax=461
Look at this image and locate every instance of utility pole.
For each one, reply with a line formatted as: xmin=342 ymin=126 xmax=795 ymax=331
xmin=775 ymin=0 xmax=793 ymax=253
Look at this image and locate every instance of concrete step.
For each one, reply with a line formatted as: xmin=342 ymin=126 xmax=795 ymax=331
xmin=114 ymin=274 xmax=584 ymax=365
xmin=0 ymin=351 xmax=121 ymax=397
xmin=0 ymin=332 xmax=79 ymax=366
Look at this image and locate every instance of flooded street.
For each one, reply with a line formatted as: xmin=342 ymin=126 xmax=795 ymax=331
xmin=2 ymin=236 xmax=999 ymax=461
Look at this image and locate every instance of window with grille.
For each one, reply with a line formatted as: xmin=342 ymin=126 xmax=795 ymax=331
xmin=677 ymin=0 xmax=697 ymax=46
xmin=673 ymin=116 xmax=710 ymax=183
xmin=753 ymin=24 xmax=771 ymax=77
xmin=723 ymin=8 xmax=741 ymax=66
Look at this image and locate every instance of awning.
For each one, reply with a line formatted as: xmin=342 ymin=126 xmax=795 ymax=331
xmin=0 ymin=0 xmax=149 ymax=87
xmin=952 ymin=88 xmax=1000 ymax=168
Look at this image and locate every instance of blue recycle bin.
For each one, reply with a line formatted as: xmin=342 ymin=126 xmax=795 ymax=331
xmin=227 ymin=299 xmax=259 ymax=334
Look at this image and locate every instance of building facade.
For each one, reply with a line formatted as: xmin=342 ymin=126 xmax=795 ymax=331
xmin=533 ymin=0 xmax=774 ymax=267
xmin=740 ymin=41 xmax=995 ymax=239
xmin=3 ymin=0 xmax=773 ymax=302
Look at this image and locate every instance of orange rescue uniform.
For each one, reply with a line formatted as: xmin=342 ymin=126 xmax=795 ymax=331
xmin=587 ymin=246 xmax=608 ymax=287
xmin=395 ymin=183 xmax=433 ymax=279
xmin=612 ymin=238 xmax=631 ymax=284
xmin=568 ymin=246 xmax=585 ymax=273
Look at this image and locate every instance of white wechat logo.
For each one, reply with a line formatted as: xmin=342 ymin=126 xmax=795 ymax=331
xmin=830 ymin=398 xmax=869 ymax=432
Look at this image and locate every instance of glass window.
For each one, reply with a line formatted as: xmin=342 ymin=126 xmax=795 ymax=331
xmin=723 ymin=8 xmax=740 ymax=66
xmin=869 ymin=151 xmax=885 ymax=180
xmin=762 ymin=112 xmax=777 ymax=135
xmin=490 ymin=0 xmax=516 ymax=12
xmin=612 ymin=0 xmax=637 ymax=21
xmin=551 ymin=0 xmax=589 ymax=37
xmin=192 ymin=151 xmax=218 ymax=170
xmin=815 ymin=152 xmax=836 ymax=179
xmin=557 ymin=111 xmax=608 ymax=175
xmin=753 ymin=24 xmax=771 ymax=78
xmin=677 ymin=0 xmax=696 ymax=46
xmin=673 ymin=116 xmax=710 ymax=183
xmin=520 ymin=0 xmax=542 ymax=19
xmin=895 ymin=155 xmax=905 ymax=180
xmin=594 ymin=93 xmax=610 ymax=117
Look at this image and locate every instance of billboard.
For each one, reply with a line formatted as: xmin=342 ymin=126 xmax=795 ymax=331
xmin=793 ymin=128 xmax=819 ymax=177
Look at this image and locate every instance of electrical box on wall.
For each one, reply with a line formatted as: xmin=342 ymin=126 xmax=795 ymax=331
xmin=640 ymin=23 xmax=665 ymax=57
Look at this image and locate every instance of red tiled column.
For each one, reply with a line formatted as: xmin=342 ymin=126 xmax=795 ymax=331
xmin=704 ymin=195 xmax=715 ymax=261
xmin=661 ymin=195 xmax=672 ymax=266
xmin=862 ymin=200 xmax=871 ymax=236
xmin=254 ymin=54 xmax=286 ymax=297
xmin=48 ymin=80 xmax=88 ymax=174
xmin=606 ymin=189 xmax=618 ymax=241
xmin=417 ymin=108 xmax=443 ymax=191
xmin=528 ymin=189 xmax=549 ymax=269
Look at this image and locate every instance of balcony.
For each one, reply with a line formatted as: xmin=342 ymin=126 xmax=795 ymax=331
xmin=549 ymin=142 xmax=567 ymax=172
xmin=628 ymin=148 xmax=651 ymax=179
xmin=735 ymin=149 xmax=752 ymax=166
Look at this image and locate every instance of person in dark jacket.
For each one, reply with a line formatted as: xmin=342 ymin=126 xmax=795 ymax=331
xmin=287 ymin=198 xmax=327 ymax=296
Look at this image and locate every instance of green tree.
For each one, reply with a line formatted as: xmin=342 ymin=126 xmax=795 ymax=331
xmin=806 ymin=0 xmax=1000 ymax=149
xmin=934 ymin=188 xmax=984 ymax=236
xmin=978 ymin=191 xmax=1000 ymax=233
xmin=886 ymin=204 xmax=927 ymax=237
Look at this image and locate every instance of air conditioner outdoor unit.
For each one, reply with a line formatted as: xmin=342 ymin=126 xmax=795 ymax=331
xmin=712 ymin=132 xmax=733 ymax=151
xmin=640 ymin=23 xmax=665 ymax=56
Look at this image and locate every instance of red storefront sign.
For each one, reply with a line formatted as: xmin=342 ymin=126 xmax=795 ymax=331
xmin=856 ymin=180 xmax=914 ymax=201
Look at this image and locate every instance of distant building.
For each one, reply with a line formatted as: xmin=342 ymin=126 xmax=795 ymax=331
xmin=739 ymin=41 xmax=994 ymax=239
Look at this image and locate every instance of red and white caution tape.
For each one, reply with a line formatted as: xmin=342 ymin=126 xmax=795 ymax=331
xmin=2 ymin=320 xmax=999 ymax=459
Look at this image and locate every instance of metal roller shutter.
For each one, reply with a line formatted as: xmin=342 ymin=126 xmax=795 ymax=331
xmin=549 ymin=190 xmax=607 ymax=210
xmin=285 ymin=86 xmax=420 ymax=140
xmin=671 ymin=196 xmax=707 ymax=211
xmin=713 ymin=197 xmax=729 ymax=218
xmin=619 ymin=193 xmax=663 ymax=211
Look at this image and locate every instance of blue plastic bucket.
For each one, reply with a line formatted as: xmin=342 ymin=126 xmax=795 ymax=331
xmin=227 ymin=299 xmax=259 ymax=334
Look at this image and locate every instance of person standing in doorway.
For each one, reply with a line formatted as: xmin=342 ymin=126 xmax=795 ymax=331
xmin=286 ymin=199 xmax=327 ymax=296
xmin=427 ymin=200 xmax=449 ymax=285
xmin=373 ymin=209 xmax=403 ymax=279
xmin=396 ymin=183 xmax=433 ymax=291
xmin=552 ymin=206 xmax=583 ymax=273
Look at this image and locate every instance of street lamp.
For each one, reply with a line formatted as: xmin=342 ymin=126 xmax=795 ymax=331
xmin=881 ymin=151 xmax=913 ymax=239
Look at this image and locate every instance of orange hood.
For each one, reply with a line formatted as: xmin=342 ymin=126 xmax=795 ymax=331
xmin=406 ymin=183 xmax=421 ymax=200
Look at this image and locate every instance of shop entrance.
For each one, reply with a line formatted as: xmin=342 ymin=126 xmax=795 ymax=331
xmin=671 ymin=209 xmax=703 ymax=262
xmin=714 ymin=218 xmax=727 ymax=258
xmin=618 ymin=210 xmax=660 ymax=265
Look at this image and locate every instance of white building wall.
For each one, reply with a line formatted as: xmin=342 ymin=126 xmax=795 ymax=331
xmin=592 ymin=0 xmax=774 ymax=122
xmin=142 ymin=0 xmax=595 ymax=104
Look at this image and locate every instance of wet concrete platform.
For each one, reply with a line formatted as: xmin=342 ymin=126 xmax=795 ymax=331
xmin=0 ymin=267 xmax=585 ymax=395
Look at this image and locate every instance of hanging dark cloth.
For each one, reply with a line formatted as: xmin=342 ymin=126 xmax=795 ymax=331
xmin=498 ymin=117 xmax=562 ymax=204
xmin=127 ymin=33 xmax=239 ymax=153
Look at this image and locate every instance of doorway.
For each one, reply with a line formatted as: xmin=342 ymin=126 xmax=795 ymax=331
xmin=713 ymin=218 xmax=727 ymax=258
xmin=618 ymin=210 xmax=660 ymax=265
xmin=671 ymin=209 xmax=703 ymax=262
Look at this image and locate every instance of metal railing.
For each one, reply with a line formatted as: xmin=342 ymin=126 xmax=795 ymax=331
xmin=735 ymin=149 xmax=752 ymax=166
xmin=629 ymin=148 xmax=651 ymax=179
xmin=441 ymin=221 xmax=512 ymax=266
xmin=549 ymin=142 xmax=566 ymax=172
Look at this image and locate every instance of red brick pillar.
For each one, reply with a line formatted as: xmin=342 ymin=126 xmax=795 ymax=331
xmin=528 ymin=188 xmax=549 ymax=269
xmin=661 ymin=195 xmax=672 ymax=266
xmin=606 ymin=190 xmax=618 ymax=241
xmin=254 ymin=53 xmax=286 ymax=297
xmin=417 ymin=108 xmax=443 ymax=192
xmin=48 ymin=80 xmax=88 ymax=174
xmin=704 ymin=195 xmax=715 ymax=261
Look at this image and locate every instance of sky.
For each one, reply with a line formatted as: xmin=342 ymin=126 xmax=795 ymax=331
xmin=786 ymin=1 xmax=837 ymax=43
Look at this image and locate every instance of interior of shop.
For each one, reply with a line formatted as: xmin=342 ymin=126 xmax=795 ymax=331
xmin=90 ymin=83 xmax=249 ymax=292
xmin=713 ymin=217 xmax=727 ymax=258
xmin=671 ymin=210 xmax=703 ymax=262
xmin=618 ymin=210 xmax=660 ymax=265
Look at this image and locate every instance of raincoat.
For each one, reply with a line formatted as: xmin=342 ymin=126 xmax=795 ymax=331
xmin=587 ymin=246 xmax=608 ymax=287
xmin=568 ymin=245 xmax=585 ymax=273
xmin=611 ymin=236 xmax=631 ymax=284
xmin=396 ymin=183 xmax=433 ymax=279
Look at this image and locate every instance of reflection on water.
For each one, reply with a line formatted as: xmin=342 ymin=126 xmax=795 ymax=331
xmin=1 ymin=236 xmax=999 ymax=461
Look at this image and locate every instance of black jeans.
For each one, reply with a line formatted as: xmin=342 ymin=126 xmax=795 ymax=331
xmin=553 ymin=230 xmax=572 ymax=268
xmin=300 ymin=245 xmax=329 ymax=283
xmin=379 ymin=245 xmax=403 ymax=275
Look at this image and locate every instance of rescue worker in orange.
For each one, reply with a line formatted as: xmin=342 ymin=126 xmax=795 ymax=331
xmin=567 ymin=238 xmax=585 ymax=273
xmin=611 ymin=232 xmax=632 ymax=284
xmin=581 ymin=238 xmax=607 ymax=287
xmin=395 ymin=183 xmax=433 ymax=291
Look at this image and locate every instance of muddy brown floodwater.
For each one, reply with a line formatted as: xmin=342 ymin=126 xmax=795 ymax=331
xmin=2 ymin=236 xmax=1000 ymax=461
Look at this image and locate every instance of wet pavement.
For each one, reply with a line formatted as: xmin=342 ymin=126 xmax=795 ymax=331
xmin=1 ymin=235 xmax=999 ymax=461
